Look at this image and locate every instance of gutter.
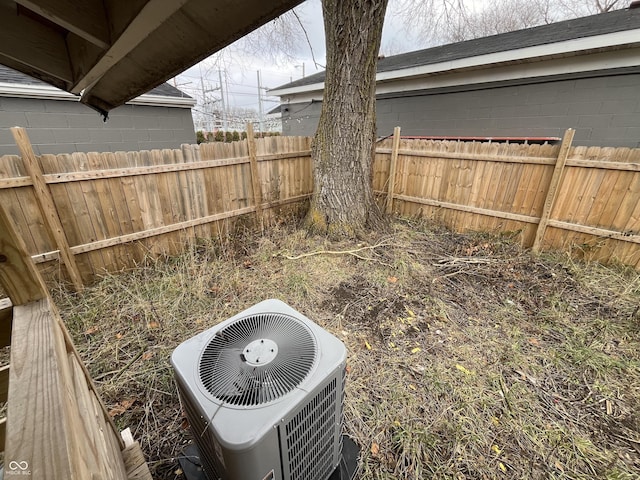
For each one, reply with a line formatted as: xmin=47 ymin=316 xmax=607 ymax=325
xmin=0 ymin=82 xmax=196 ymax=108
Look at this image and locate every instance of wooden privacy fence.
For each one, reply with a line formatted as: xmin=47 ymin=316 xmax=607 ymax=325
xmin=375 ymin=128 xmax=640 ymax=269
xmin=0 ymin=127 xmax=312 ymax=287
xmin=3 ymin=126 xmax=640 ymax=287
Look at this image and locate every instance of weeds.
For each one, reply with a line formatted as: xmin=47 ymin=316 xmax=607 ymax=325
xmin=54 ymin=219 xmax=640 ymax=479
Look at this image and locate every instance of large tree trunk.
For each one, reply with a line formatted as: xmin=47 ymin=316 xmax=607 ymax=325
xmin=305 ymin=0 xmax=389 ymax=237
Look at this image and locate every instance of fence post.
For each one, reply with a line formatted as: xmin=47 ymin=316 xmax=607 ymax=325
xmin=532 ymin=128 xmax=575 ymax=253
xmin=386 ymin=126 xmax=401 ymax=214
xmin=10 ymin=127 xmax=84 ymax=291
xmin=246 ymin=123 xmax=263 ymax=224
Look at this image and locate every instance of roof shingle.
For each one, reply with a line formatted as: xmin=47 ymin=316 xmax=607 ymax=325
xmin=273 ymin=7 xmax=640 ymax=90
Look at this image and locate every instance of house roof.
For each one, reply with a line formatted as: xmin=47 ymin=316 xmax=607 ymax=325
xmin=0 ymin=0 xmax=303 ymax=115
xmin=271 ymin=6 xmax=640 ymax=93
xmin=0 ymin=63 xmax=195 ymax=108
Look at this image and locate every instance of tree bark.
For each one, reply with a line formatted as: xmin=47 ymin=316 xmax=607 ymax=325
xmin=305 ymin=0 xmax=389 ymax=238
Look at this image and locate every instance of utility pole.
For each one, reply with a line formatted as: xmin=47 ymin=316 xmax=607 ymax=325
xmin=257 ymin=70 xmax=264 ymax=134
xmin=200 ymin=75 xmax=210 ymax=132
xmin=218 ymin=69 xmax=228 ymax=132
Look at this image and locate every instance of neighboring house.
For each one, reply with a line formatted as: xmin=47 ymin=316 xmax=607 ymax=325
xmin=269 ymin=6 xmax=640 ymax=147
xmin=265 ymin=105 xmax=283 ymax=133
xmin=0 ymin=65 xmax=196 ymax=156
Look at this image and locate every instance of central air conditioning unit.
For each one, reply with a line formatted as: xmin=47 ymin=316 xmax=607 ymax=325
xmin=171 ymin=299 xmax=347 ymax=480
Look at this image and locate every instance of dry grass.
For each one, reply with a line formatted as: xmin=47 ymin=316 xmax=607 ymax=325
xmin=55 ymin=218 xmax=640 ymax=479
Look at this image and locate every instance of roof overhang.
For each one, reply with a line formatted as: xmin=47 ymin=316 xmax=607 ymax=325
xmin=269 ymin=28 xmax=640 ymax=98
xmin=0 ymin=81 xmax=196 ymax=108
xmin=0 ymin=0 xmax=303 ymax=116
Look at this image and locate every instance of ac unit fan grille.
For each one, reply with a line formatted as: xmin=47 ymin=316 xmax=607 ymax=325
xmin=199 ymin=313 xmax=317 ymax=406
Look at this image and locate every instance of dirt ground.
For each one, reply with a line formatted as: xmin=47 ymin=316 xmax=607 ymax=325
xmin=56 ymin=218 xmax=640 ymax=479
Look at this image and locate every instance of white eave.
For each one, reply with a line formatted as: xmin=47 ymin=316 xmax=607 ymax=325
xmin=0 ymin=82 xmax=196 ymax=108
xmin=268 ymin=28 xmax=640 ymax=98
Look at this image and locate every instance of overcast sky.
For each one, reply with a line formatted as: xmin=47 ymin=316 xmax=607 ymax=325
xmin=174 ymin=0 xmax=433 ymax=119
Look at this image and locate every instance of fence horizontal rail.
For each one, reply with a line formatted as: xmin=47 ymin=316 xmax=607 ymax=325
xmin=0 ymin=149 xmax=312 ymax=189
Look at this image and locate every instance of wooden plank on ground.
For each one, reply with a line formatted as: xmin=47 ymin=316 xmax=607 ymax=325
xmin=532 ymin=128 xmax=575 ymax=253
xmin=5 ymin=298 xmax=74 ymax=479
xmin=10 ymin=128 xmax=84 ymax=291
xmin=121 ymin=440 xmax=153 ymax=480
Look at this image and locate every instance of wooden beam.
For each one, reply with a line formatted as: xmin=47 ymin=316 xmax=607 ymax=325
xmin=566 ymin=159 xmax=640 ymax=172
xmin=0 ymin=2 xmax=73 ymax=84
xmin=0 ymin=365 xmax=9 ymax=403
xmin=0 ymin=297 xmax=12 ymax=348
xmin=546 ymin=219 xmax=640 ymax=245
xmin=14 ymin=0 xmax=110 ymax=48
xmin=27 ymin=194 xmax=312 ymax=262
xmin=66 ymin=33 xmax=109 ymax=87
xmin=73 ymin=206 xmax=257 ymax=254
xmin=5 ymin=299 xmax=75 ymax=478
xmin=375 ymin=147 xmax=557 ymax=166
xmin=392 ymin=193 xmax=540 ymax=225
xmin=246 ymin=123 xmax=263 ymax=224
xmin=73 ymin=0 xmax=190 ymax=93
xmin=0 ymin=197 xmax=48 ymax=305
xmin=533 ymin=128 xmax=575 ymax=254
xmin=386 ymin=126 xmax=401 ymax=214
xmin=0 ymin=53 xmax=70 ymax=92
xmin=0 ymin=150 xmax=312 ymax=190
xmin=11 ymin=127 xmax=84 ymax=292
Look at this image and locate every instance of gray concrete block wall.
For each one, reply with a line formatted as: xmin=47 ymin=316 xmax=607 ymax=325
xmin=0 ymin=98 xmax=196 ymax=155
xmin=281 ymin=73 xmax=640 ymax=148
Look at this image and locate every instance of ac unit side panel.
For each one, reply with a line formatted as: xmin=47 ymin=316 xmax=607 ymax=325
xmin=219 ymin=427 xmax=283 ymax=480
xmin=279 ymin=362 xmax=346 ymax=480
xmin=175 ymin=378 xmax=227 ymax=480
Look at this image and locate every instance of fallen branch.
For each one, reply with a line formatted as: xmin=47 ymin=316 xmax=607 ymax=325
xmin=95 ymin=348 xmax=145 ymax=382
xmin=282 ymin=242 xmax=391 ymax=265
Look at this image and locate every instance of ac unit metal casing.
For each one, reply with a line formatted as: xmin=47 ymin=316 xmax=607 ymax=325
xmin=171 ymin=299 xmax=347 ymax=480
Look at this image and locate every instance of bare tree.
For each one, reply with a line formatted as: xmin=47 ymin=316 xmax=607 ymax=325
xmin=188 ymin=0 xmax=629 ymax=238
xmin=392 ymin=0 xmax=627 ymax=45
xmin=305 ymin=0 xmax=389 ymax=236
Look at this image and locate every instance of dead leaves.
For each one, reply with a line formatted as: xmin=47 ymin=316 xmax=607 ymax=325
xmin=370 ymin=442 xmax=380 ymax=455
xmin=84 ymin=325 xmax=100 ymax=335
xmin=108 ymin=398 xmax=136 ymax=417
